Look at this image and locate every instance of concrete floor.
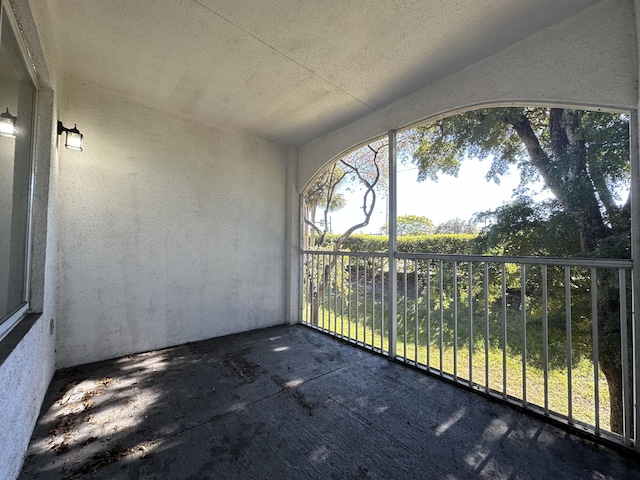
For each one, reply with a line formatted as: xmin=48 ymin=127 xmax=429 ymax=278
xmin=19 ymin=325 xmax=640 ymax=479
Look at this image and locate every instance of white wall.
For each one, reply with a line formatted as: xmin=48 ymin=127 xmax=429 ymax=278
xmin=0 ymin=315 xmax=55 ymax=480
xmin=55 ymin=83 xmax=288 ymax=368
xmin=298 ymin=0 xmax=638 ymax=188
xmin=0 ymin=1 xmax=60 ymax=477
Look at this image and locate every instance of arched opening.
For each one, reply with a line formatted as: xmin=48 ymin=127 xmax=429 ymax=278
xmin=301 ymin=104 xmax=636 ymax=446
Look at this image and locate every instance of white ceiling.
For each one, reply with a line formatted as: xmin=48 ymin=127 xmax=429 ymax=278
xmin=45 ymin=0 xmax=600 ymax=147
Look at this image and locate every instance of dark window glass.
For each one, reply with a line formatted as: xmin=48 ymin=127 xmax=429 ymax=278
xmin=0 ymin=11 xmax=36 ymax=323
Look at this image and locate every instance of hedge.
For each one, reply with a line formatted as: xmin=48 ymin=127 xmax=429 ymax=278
xmin=318 ymin=233 xmax=477 ymax=254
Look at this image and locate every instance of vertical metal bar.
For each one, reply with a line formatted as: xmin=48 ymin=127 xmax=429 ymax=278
xmin=629 ymin=111 xmax=640 ymax=449
xmin=340 ymin=255 xmax=345 ymax=338
xmin=454 ymin=261 xmax=458 ymax=381
xmin=304 ymin=254 xmax=309 ymax=324
xmin=502 ymin=263 xmax=507 ymax=399
xmin=521 ymin=265 xmax=527 ymax=407
xmin=313 ymin=253 xmax=319 ymax=326
xmin=620 ymin=268 xmax=630 ymax=445
xmin=591 ymin=267 xmax=600 ymax=435
xmin=415 ymin=259 xmax=419 ymax=363
xmin=355 ymin=259 xmax=360 ymax=343
xmin=364 ymin=256 xmax=368 ymax=347
xmin=331 ymin=253 xmax=338 ymax=335
xmin=347 ymin=256 xmax=352 ymax=340
xmin=542 ymin=265 xmax=549 ymax=415
xmin=306 ymin=254 xmax=311 ymax=325
xmin=469 ymin=262 xmax=474 ymax=387
xmin=484 ymin=262 xmax=490 ymax=393
xmin=439 ymin=260 xmax=444 ymax=376
xmin=388 ymin=130 xmax=398 ymax=359
xmin=372 ymin=257 xmax=377 ymax=350
xmin=404 ymin=258 xmax=408 ymax=359
xmin=321 ymin=254 xmax=326 ymax=330
xmin=565 ymin=266 xmax=573 ymax=425
xmin=381 ymin=258 xmax=385 ymax=352
xmin=426 ymin=259 xmax=431 ymax=369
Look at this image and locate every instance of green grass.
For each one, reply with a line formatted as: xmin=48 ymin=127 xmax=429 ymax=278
xmin=303 ymin=308 xmax=611 ymax=432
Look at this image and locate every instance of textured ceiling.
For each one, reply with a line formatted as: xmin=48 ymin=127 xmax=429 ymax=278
xmin=44 ymin=0 xmax=599 ymax=147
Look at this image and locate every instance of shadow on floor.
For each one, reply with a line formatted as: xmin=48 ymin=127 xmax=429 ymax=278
xmin=19 ymin=324 xmax=640 ymax=479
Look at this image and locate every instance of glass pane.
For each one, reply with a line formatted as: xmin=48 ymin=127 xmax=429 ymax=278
xmin=0 ymin=11 xmax=36 ymax=322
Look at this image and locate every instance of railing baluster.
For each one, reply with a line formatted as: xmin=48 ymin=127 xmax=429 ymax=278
xmin=521 ymin=265 xmax=527 ymax=407
xmin=340 ymin=255 xmax=345 ymax=338
xmin=426 ymin=259 xmax=431 ymax=369
xmin=331 ymin=256 xmax=338 ymax=335
xmin=415 ymin=259 xmax=419 ymax=363
xmin=300 ymin=251 xmax=633 ymax=447
xmin=347 ymin=256 xmax=351 ymax=340
xmin=620 ymin=268 xmax=630 ymax=445
xmin=591 ymin=267 xmax=600 ymax=436
xmin=364 ymin=257 xmax=368 ymax=347
xmin=381 ymin=259 xmax=385 ymax=353
xmin=308 ymin=254 xmax=313 ymax=325
xmin=542 ymin=264 xmax=549 ymax=415
xmin=355 ymin=259 xmax=360 ymax=344
xmin=403 ymin=258 xmax=408 ymax=359
xmin=565 ymin=266 xmax=573 ymax=425
xmin=469 ymin=262 xmax=473 ymax=387
xmin=502 ymin=263 xmax=507 ymax=399
xmin=439 ymin=260 xmax=444 ymax=376
xmin=372 ymin=257 xmax=377 ymax=350
xmin=467 ymin=261 xmax=473 ymax=387
xmin=484 ymin=262 xmax=489 ymax=393
xmin=454 ymin=261 xmax=458 ymax=381
xmin=321 ymin=254 xmax=326 ymax=330
xmin=302 ymin=255 xmax=314 ymax=323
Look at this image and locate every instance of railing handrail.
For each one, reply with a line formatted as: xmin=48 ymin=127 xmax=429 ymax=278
xmin=302 ymin=248 xmax=637 ymax=449
xmin=302 ymin=249 xmax=632 ymax=268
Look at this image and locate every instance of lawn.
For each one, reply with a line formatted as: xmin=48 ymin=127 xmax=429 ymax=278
xmin=305 ymin=309 xmax=611 ymax=432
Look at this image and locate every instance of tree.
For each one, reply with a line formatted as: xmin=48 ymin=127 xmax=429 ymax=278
xmin=380 ymin=214 xmax=435 ymax=235
xmin=435 ymin=217 xmax=478 ymax=234
xmin=409 ymin=107 xmax=631 ymax=434
xmin=303 ymin=138 xmax=389 ymax=325
xmin=302 ymin=163 xmax=347 ymax=250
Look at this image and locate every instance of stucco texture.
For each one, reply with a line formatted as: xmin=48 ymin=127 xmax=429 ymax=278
xmin=55 ymin=84 xmax=288 ymax=368
xmin=298 ymin=0 xmax=638 ymax=188
xmin=0 ymin=316 xmax=55 ymax=480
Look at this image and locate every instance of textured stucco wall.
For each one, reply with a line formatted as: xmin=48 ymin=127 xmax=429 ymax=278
xmin=0 ymin=1 xmax=59 ymax=478
xmin=0 ymin=316 xmax=55 ymax=480
xmin=55 ymin=83 xmax=288 ymax=368
xmin=298 ymin=0 xmax=638 ymax=188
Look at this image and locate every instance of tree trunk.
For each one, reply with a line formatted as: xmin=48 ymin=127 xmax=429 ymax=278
xmin=599 ymin=357 xmax=633 ymax=436
xmin=598 ymin=286 xmax=634 ymax=437
xmin=311 ymin=262 xmax=332 ymax=327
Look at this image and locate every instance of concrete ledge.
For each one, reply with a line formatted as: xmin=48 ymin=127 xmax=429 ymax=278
xmin=0 ymin=314 xmax=42 ymax=369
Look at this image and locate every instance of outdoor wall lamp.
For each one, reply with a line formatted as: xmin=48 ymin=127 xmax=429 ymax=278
xmin=58 ymin=121 xmax=84 ymax=151
xmin=0 ymin=108 xmax=17 ymax=138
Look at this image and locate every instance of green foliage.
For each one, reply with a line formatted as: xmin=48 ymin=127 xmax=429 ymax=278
xmin=435 ymin=217 xmax=479 ymax=234
xmin=408 ymin=107 xmax=632 ymax=433
xmin=321 ymin=233 xmax=477 ymax=254
xmin=472 ymin=197 xmax=581 ymax=257
xmin=380 ymin=214 xmax=435 ymax=235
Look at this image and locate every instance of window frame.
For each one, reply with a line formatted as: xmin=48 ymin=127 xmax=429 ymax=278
xmin=0 ymin=0 xmax=40 ymax=342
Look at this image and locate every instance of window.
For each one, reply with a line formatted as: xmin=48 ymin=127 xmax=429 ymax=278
xmin=0 ymin=2 xmax=37 ymax=340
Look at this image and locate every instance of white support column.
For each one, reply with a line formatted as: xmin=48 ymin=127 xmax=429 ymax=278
xmin=285 ymin=146 xmax=300 ymax=325
xmin=388 ymin=130 xmax=397 ymax=359
xmin=630 ymin=111 xmax=640 ymax=448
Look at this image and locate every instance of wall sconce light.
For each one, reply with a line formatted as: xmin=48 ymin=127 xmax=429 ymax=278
xmin=58 ymin=121 xmax=84 ymax=151
xmin=0 ymin=108 xmax=17 ymax=138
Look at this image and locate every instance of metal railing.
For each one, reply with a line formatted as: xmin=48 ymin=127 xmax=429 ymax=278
xmin=301 ymin=250 xmax=636 ymax=448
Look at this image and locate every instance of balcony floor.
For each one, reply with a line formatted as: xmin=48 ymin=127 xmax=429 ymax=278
xmin=20 ymin=324 xmax=640 ymax=479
